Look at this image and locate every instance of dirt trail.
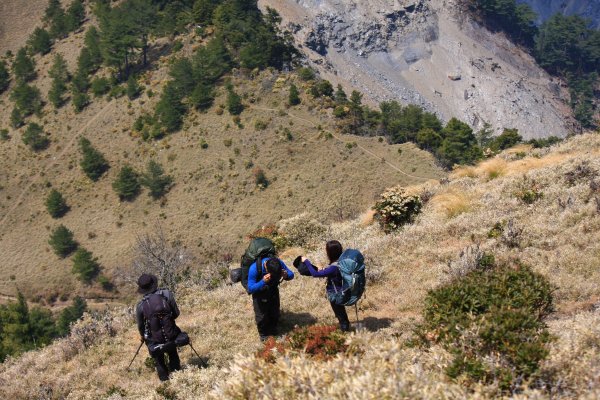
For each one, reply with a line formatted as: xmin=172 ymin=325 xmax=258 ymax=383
xmin=0 ymin=101 xmax=117 ymax=228
xmin=252 ymin=106 xmax=435 ymax=181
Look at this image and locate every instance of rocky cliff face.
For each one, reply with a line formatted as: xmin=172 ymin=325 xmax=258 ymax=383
xmin=260 ymin=0 xmax=576 ymax=139
xmin=519 ymin=0 xmax=600 ymax=27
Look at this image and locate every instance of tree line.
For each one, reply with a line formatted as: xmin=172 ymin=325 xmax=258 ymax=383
xmin=0 ymin=293 xmax=87 ymax=362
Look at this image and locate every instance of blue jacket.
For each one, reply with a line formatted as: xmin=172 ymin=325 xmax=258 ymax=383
xmin=247 ymin=257 xmax=294 ymax=294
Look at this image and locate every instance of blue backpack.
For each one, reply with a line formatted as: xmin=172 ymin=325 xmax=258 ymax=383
xmin=328 ymin=249 xmax=366 ymax=306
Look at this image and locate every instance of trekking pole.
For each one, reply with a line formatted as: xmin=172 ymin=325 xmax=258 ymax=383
xmin=126 ymin=341 xmax=144 ymax=371
xmin=189 ymin=341 xmax=208 ymax=368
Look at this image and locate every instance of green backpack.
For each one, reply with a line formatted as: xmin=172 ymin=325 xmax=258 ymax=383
xmin=232 ymin=237 xmax=277 ymax=292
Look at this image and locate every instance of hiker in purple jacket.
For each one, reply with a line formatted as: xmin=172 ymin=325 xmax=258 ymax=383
xmin=302 ymin=240 xmax=350 ymax=331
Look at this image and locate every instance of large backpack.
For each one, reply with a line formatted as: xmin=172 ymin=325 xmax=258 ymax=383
xmin=141 ymin=292 xmax=180 ymax=344
xmin=236 ymin=237 xmax=277 ymax=292
xmin=327 ymin=249 xmax=366 ymax=306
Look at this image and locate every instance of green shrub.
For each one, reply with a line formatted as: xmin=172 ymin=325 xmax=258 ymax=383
xmin=0 ymin=60 xmax=9 ymax=93
xmin=226 ymin=85 xmax=243 ymax=115
xmin=126 ymin=75 xmax=141 ymax=100
xmin=288 ymin=83 xmax=300 ymax=106
xmin=417 ymin=263 xmax=554 ymax=392
xmin=373 ymin=186 xmax=422 ymax=233
xmin=253 ymin=166 xmax=268 ymax=189
xmin=79 ymin=137 xmax=109 ymax=181
xmin=518 ymin=188 xmax=543 ymax=204
xmin=27 ymin=27 xmax=52 ymax=55
xmin=49 ymin=225 xmax=77 ymax=257
xmin=72 ymin=247 xmax=100 ymax=283
xmin=91 ymin=77 xmax=110 ymax=97
xmin=140 ymin=160 xmax=173 ymax=199
xmin=0 ymin=129 xmax=9 ymax=141
xmin=297 ymin=67 xmax=315 ymax=81
xmin=22 ymin=123 xmax=50 ymax=151
xmin=112 ymin=165 xmax=140 ymax=201
xmin=56 ymin=296 xmax=87 ymax=336
xmin=46 ymin=189 xmax=69 ymax=218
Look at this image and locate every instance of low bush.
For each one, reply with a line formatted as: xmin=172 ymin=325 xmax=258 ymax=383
xmin=256 ymin=325 xmax=347 ymax=363
xmin=417 ymin=263 xmax=554 ymax=392
xmin=373 ymin=186 xmax=422 ymax=233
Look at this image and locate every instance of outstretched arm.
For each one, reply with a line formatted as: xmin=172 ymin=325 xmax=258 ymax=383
xmin=305 ymin=259 xmax=338 ymax=278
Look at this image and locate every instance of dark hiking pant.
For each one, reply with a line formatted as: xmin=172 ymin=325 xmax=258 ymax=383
xmin=330 ymin=301 xmax=350 ymax=331
xmin=253 ymin=289 xmax=280 ymax=340
xmin=149 ymin=343 xmax=181 ymax=381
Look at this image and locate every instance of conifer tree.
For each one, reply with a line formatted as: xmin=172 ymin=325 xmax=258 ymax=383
xmin=49 ymin=5 xmax=68 ymax=39
xmin=27 ymin=27 xmax=52 ymax=55
xmin=56 ymin=296 xmax=87 ymax=336
xmin=48 ymin=54 xmax=69 ymax=108
xmin=79 ymin=137 xmax=109 ymax=181
xmin=0 ymin=61 xmax=10 ymax=93
xmin=226 ymin=84 xmax=243 ymax=115
xmin=288 ymin=83 xmax=300 ymax=106
xmin=10 ymin=107 xmax=23 ymax=129
xmin=22 ymin=123 xmax=50 ymax=151
xmin=190 ymin=82 xmax=214 ymax=110
xmin=65 ymin=0 xmax=85 ymax=32
xmin=12 ymin=48 xmax=36 ymax=82
xmin=10 ymin=82 xmax=42 ymax=117
xmin=334 ymin=84 xmax=347 ymax=104
xmin=112 ymin=165 xmax=140 ymax=201
xmin=77 ymin=47 xmax=94 ymax=76
xmin=84 ymin=27 xmax=103 ymax=69
xmin=126 ymin=75 xmax=141 ymax=100
xmin=155 ymin=82 xmax=185 ymax=132
xmin=48 ymin=224 xmax=77 ymax=257
xmin=44 ymin=0 xmax=62 ymax=23
xmin=140 ymin=160 xmax=173 ymax=199
xmin=71 ymin=247 xmax=100 ymax=283
xmin=46 ymin=189 xmax=69 ymax=218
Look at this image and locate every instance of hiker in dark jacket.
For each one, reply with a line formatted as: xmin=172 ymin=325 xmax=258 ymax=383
xmin=302 ymin=240 xmax=351 ymax=331
xmin=135 ymin=273 xmax=181 ymax=381
xmin=247 ymin=257 xmax=295 ymax=341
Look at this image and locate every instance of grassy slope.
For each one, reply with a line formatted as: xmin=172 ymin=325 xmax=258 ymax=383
xmin=1 ymin=133 xmax=600 ymax=398
xmin=0 ymin=18 xmax=444 ymax=302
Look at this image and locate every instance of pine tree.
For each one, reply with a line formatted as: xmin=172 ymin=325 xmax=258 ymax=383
xmin=49 ymin=5 xmax=68 ymax=39
xmin=288 ymin=83 xmax=300 ymax=106
xmin=112 ymin=165 xmax=140 ymax=201
xmin=71 ymin=247 xmax=100 ymax=283
xmin=12 ymin=48 xmax=36 ymax=82
xmin=65 ymin=0 xmax=85 ymax=32
xmin=0 ymin=60 xmax=10 ymax=93
xmin=46 ymin=189 xmax=69 ymax=218
xmin=27 ymin=27 xmax=52 ymax=55
xmin=437 ymin=118 xmax=483 ymax=167
xmin=334 ymin=84 xmax=347 ymax=104
xmin=22 ymin=123 xmax=50 ymax=151
xmin=155 ymin=82 xmax=186 ymax=132
xmin=10 ymin=82 xmax=42 ymax=116
xmin=0 ymin=292 xmax=33 ymax=360
xmin=56 ymin=296 xmax=87 ymax=336
xmin=126 ymin=75 xmax=141 ymax=100
xmin=10 ymin=107 xmax=24 ymax=129
xmin=190 ymin=82 xmax=214 ymax=110
xmin=79 ymin=137 xmax=109 ymax=181
xmin=48 ymin=224 xmax=77 ymax=257
xmin=226 ymin=84 xmax=243 ymax=115
xmin=48 ymin=54 xmax=69 ymax=108
xmin=44 ymin=0 xmax=62 ymax=23
xmin=72 ymin=88 xmax=89 ymax=113
xmin=84 ymin=27 xmax=103 ymax=69
xmin=78 ymin=47 xmax=94 ymax=76
xmin=140 ymin=160 xmax=173 ymax=199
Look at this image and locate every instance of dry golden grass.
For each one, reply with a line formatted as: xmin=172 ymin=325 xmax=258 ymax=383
xmin=429 ymin=186 xmax=473 ymax=218
xmin=2 ymin=133 xmax=600 ymax=399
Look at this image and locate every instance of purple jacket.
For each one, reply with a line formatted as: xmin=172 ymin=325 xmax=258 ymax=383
xmin=304 ymin=259 xmax=344 ymax=294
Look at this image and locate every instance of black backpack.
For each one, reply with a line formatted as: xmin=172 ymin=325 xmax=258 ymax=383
xmin=230 ymin=237 xmax=277 ymax=292
xmin=141 ymin=292 xmax=180 ymax=344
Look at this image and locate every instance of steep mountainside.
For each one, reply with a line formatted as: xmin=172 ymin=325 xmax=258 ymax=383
xmin=519 ymin=0 xmax=600 ymax=27
xmin=2 ymin=133 xmax=600 ymax=398
xmin=259 ymin=0 xmax=576 ymax=139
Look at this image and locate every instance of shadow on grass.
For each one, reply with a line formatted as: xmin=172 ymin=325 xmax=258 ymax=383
xmin=279 ymin=311 xmax=319 ymax=334
xmin=359 ymin=316 xmax=393 ymax=332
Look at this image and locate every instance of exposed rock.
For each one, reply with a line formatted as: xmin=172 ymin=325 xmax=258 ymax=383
xmin=259 ymin=0 xmax=576 ymax=139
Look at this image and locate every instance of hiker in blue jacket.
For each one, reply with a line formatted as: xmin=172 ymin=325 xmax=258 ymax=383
xmin=302 ymin=240 xmax=351 ymax=331
xmin=247 ymin=257 xmax=295 ymax=341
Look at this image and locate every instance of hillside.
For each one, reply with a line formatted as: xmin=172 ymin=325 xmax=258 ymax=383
xmin=1 ymin=133 xmax=600 ymax=398
xmin=519 ymin=0 xmax=600 ymax=27
xmin=259 ymin=0 xmax=577 ymax=139
xmin=0 ymin=2 xmax=444 ymax=303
